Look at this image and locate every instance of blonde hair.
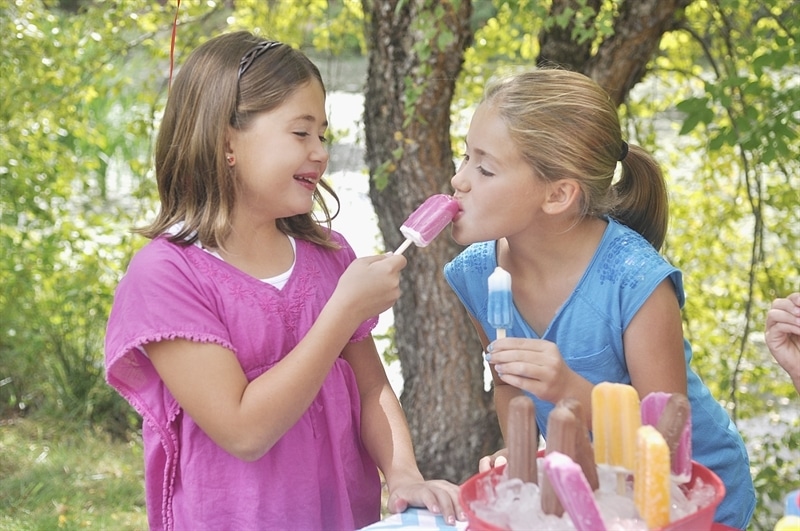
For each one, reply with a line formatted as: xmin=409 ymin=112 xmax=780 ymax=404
xmin=483 ymin=69 xmax=668 ymax=250
xmin=140 ymin=31 xmax=339 ymax=249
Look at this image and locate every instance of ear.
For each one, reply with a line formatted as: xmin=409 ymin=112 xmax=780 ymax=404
xmin=224 ymin=126 xmax=234 ymax=151
xmin=543 ymin=179 xmax=581 ymax=214
xmin=224 ymin=128 xmax=236 ymax=165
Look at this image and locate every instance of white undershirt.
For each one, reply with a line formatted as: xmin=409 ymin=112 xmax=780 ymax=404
xmin=165 ymin=222 xmax=297 ymax=288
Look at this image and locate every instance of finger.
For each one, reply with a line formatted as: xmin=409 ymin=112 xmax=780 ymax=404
xmin=430 ymin=488 xmax=459 ymax=525
xmin=478 ymin=455 xmax=493 ymax=473
xmin=386 ymin=493 xmax=408 ymax=514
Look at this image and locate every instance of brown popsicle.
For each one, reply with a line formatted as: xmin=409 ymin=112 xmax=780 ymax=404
xmin=558 ymin=397 xmax=600 ymax=491
xmin=506 ymin=395 xmax=539 ymax=484
xmin=540 ymin=405 xmax=577 ymax=516
xmin=654 ymin=392 xmax=692 ymax=478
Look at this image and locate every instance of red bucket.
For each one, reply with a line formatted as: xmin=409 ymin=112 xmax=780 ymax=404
xmin=459 ymin=452 xmax=725 ymax=531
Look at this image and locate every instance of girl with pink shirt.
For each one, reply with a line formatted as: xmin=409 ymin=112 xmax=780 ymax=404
xmin=105 ymin=30 xmax=462 ymax=530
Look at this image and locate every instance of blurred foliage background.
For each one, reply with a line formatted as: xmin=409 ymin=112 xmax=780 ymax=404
xmin=1 ymin=0 xmax=798 ymax=528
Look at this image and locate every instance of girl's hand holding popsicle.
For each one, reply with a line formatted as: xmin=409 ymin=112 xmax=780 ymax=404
xmin=485 ymin=337 xmax=587 ymax=405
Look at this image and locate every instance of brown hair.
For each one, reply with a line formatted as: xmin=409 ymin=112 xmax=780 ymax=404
xmin=483 ymin=69 xmax=669 ymax=250
xmin=140 ymin=31 xmax=339 ymax=249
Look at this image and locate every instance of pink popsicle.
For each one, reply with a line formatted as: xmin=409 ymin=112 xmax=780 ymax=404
xmin=395 ymin=194 xmax=459 ymax=254
xmin=640 ymin=392 xmax=692 ymax=483
xmin=543 ymin=452 xmax=607 ymax=531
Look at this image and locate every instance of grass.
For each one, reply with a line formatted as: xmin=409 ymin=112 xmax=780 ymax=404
xmin=0 ymin=415 xmax=393 ymax=530
xmin=0 ymin=416 xmax=148 ymax=531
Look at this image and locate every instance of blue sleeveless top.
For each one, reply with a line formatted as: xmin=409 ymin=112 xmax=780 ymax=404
xmin=443 ymin=218 xmax=754 ymax=528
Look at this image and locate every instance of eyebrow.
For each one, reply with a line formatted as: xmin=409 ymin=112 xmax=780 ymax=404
xmin=294 ymin=114 xmax=328 ymax=128
xmin=465 ymin=141 xmax=497 ymax=163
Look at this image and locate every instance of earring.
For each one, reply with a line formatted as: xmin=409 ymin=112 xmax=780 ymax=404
xmin=226 ymin=155 xmax=235 ymax=165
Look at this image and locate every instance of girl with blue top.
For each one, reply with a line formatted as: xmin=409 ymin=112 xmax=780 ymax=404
xmin=443 ymin=69 xmax=754 ymax=528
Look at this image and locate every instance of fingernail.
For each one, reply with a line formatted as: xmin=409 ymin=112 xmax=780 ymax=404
xmin=484 ymin=352 xmax=492 ymax=362
xmin=447 ymin=515 xmax=455 ymax=525
xmin=486 ymin=342 xmax=494 ymax=353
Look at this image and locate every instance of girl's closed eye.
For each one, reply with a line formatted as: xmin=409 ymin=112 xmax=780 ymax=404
xmin=476 ymin=165 xmax=494 ymax=177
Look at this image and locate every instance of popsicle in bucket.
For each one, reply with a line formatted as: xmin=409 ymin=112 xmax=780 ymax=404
xmin=558 ymin=398 xmax=599 ymax=491
xmin=543 ymin=452 xmax=607 ymax=531
xmin=487 ymin=266 xmax=513 ymax=339
xmin=541 ymin=404 xmax=577 ymax=516
xmin=591 ymin=382 xmax=640 ymax=493
xmin=506 ymin=395 xmax=538 ymax=484
xmin=641 ymin=391 xmax=692 ymax=483
xmin=634 ymin=425 xmax=671 ymax=528
xmin=395 ymin=194 xmax=459 ymax=254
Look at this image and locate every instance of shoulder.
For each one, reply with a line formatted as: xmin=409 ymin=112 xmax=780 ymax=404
xmin=594 ymin=219 xmax=685 ymax=306
xmin=298 ymin=229 xmax=357 ymax=271
xmin=598 ymin=220 xmax=674 ymax=279
xmin=122 ymin=237 xmax=198 ymax=283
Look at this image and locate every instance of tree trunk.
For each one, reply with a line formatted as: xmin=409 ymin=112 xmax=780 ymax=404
xmin=541 ymin=0 xmax=695 ymax=105
xmin=362 ymin=0 xmax=501 ymax=482
xmin=361 ymin=0 xmax=695 ymax=483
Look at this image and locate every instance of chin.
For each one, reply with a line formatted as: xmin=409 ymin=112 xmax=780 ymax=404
xmin=450 ymin=228 xmax=475 ymax=247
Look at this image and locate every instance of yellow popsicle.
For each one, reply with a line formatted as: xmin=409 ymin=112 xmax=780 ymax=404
xmin=634 ymin=425 xmax=671 ymax=528
xmin=591 ymin=382 xmax=641 ymax=472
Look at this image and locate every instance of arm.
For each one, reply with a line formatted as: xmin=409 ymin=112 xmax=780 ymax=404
xmin=343 ymin=338 xmax=463 ymax=524
xmin=624 ymin=279 xmax=688 ymax=399
xmin=765 ymin=292 xmax=800 ymax=393
xmin=147 ymin=253 xmax=406 ymax=461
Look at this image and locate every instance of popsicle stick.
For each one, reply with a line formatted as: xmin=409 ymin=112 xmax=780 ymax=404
xmin=495 ymin=328 xmax=506 ymax=339
xmin=394 ymin=238 xmax=413 ymax=255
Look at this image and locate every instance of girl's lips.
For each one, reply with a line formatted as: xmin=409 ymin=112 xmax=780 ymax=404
xmin=294 ymin=174 xmax=319 ymax=191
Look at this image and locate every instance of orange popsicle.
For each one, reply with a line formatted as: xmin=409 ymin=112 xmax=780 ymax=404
xmin=506 ymin=396 xmax=538 ymax=484
xmin=634 ymin=425 xmax=671 ymax=528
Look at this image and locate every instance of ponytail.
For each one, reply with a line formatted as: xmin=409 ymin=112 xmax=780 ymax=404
xmin=611 ymin=144 xmax=669 ymax=251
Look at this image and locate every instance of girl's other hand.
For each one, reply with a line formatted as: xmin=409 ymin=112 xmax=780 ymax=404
xmin=386 ymin=478 xmax=465 ymax=526
xmin=765 ymin=292 xmax=800 ymax=391
xmin=478 ymin=448 xmax=508 ymax=473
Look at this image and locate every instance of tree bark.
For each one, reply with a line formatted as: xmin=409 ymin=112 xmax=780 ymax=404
xmin=362 ymin=0 xmax=501 ymax=482
xmin=361 ymin=0 xmax=695 ymax=482
xmin=541 ymin=0 xmax=694 ymax=105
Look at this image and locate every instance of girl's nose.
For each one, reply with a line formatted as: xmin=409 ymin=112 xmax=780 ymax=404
xmin=312 ymin=139 xmax=329 ymax=164
xmin=451 ymin=165 xmax=468 ymax=193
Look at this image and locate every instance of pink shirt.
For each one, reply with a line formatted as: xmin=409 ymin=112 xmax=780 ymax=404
xmin=105 ymin=232 xmax=381 ymax=530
